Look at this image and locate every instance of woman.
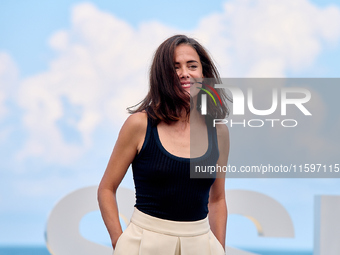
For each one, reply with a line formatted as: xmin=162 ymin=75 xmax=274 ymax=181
xmin=98 ymin=34 xmax=230 ymax=255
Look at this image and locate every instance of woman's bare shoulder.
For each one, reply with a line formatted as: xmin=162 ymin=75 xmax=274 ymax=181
xmin=125 ymin=111 xmax=148 ymax=125
xmin=216 ymin=123 xmax=229 ymax=139
xmin=120 ymin=111 xmax=148 ymax=138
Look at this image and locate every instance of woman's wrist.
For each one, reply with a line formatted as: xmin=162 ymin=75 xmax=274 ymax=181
xmin=111 ymin=231 xmax=122 ymax=249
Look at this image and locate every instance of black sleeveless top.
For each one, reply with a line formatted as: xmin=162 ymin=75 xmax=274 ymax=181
xmin=131 ymin=117 xmax=219 ymax=221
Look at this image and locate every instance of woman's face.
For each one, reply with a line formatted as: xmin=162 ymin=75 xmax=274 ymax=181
xmin=174 ymin=44 xmax=203 ymax=96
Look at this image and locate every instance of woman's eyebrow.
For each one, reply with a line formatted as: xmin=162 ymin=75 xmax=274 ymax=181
xmin=174 ymin=60 xmax=199 ymax=64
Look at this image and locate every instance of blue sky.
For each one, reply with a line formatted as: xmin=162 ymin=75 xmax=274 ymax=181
xmin=1 ymin=0 xmax=340 ymax=252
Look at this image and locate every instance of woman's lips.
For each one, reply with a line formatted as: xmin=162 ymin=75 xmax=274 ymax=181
xmin=181 ymin=82 xmax=192 ymax=88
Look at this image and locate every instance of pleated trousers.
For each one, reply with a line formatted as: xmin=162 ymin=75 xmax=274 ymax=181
xmin=113 ymin=208 xmax=225 ymax=255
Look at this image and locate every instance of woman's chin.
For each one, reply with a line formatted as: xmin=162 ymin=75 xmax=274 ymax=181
xmin=188 ymin=87 xmax=200 ymax=97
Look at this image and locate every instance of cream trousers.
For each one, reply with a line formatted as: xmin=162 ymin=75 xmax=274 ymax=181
xmin=113 ymin=208 xmax=225 ymax=255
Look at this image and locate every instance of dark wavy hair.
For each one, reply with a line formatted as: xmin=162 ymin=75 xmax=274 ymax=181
xmin=128 ymin=34 xmax=230 ymax=124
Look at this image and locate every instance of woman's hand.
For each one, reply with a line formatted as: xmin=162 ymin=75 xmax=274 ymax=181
xmin=112 ymin=232 xmax=122 ymax=249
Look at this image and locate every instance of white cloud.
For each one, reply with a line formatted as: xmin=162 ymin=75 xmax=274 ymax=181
xmin=0 ymin=90 xmax=6 ymax=120
xmin=0 ymin=52 xmax=18 ymax=121
xmin=17 ymin=3 xmax=177 ymax=164
xmin=15 ymin=1 xmax=340 ymax=165
xmin=0 ymin=52 xmax=18 ymax=146
xmin=194 ymin=0 xmax=340 ymax=77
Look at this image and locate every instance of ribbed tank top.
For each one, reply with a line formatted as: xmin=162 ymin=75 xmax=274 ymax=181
xmin=132 ymin=117 xmax=220 ymax=221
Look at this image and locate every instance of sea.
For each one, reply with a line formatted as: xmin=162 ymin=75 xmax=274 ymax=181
xmin=0 ymin=246 xmax=313 ymax=255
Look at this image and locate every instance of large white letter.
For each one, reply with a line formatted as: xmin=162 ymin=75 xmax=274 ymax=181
xmin=281 ymin=88 xmax=312 ymax=115
xmin=45 ymin=186 xmax=135 ymax=255
xmin=314 ymin=195 xmax=340 ymax=255
xmin=226 ymin=190 xmax=294 ymax=255
xmin=248 ymin=88 xmax=278 ymax=116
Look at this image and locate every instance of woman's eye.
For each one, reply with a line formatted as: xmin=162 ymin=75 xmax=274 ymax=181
xmin=189 ymin=65 xmax=197 ymax=69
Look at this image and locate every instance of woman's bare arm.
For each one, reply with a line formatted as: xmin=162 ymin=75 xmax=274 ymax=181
xmin=208 ymin=124 xmax=230 ymax=249
xmin=97 ymin=112 xmax=147 ymax=248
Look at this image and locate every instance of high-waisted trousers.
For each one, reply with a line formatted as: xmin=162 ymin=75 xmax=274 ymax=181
xmin=113 ymin=208 xmax=226 ymax=255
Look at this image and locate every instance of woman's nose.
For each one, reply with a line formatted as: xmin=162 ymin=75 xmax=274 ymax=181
xmin=178 ymin=67 xmax=189 ymax=78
